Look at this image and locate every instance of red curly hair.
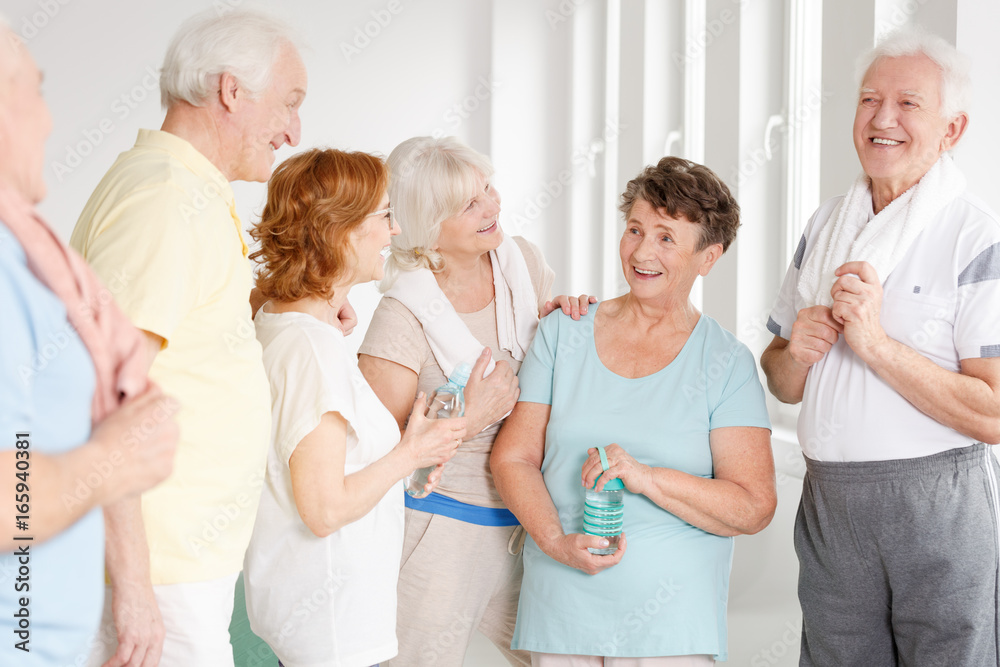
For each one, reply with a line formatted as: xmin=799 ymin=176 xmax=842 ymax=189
xmin=250 ymin=148 xmax=388 ymax=302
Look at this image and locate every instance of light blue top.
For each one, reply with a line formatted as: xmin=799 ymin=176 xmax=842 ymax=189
xmin=512 ymin=305 xmax=771 ymax=660
xmin=0 ymin=222 xmax=102 ymax=666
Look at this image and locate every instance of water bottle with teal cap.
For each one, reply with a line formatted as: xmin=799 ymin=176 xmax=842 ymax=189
xmin=583 ymin=445 xmax=625 ymax=555
xmin=404 ymin=362 xmax=471 ymax=498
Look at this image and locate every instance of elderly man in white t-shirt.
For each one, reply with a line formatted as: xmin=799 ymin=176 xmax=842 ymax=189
xmin=762 ymin=27 xmax=1000 ymax=667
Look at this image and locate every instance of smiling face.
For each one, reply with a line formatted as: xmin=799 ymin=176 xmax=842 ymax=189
xmin=619 ymin=199 xmax=721 ymax=306
xmin=853 ymin=53 xmax=967 ymax=200
xmin=348 ymin=191 xmax=398 ymax=286
xmin=229 ymin=42 xmax=307 ymax=182
xmin=0 ymin=33 xmax=53 ymax=203
xmin=434 ymin=173 xmax=502 ymax=262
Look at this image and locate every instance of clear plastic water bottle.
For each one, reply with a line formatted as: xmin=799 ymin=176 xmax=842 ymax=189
xmin=583 ymin=473 xmax=625 ymax=555
xmin=404 ymin=362 xmax=471 ymax=498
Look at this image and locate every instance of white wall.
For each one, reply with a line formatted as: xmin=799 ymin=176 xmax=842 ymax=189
xmin=16 ymin=0 xmax=498 ymax=352
xmin=11 ymin=1 xmax=1000 ymax=665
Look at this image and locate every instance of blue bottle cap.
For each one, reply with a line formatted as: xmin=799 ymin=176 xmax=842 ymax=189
xmin=449 ymin=362 xmax=472 ymax=388
xmin=592 ymin=472 xmax=625 ymax=491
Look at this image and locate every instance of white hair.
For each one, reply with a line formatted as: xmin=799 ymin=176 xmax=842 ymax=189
xmin=380 ymin=136 xmax=495 ymax=291
xmin=856 ymin=25 xmax=971 ymax=119
xmin=160 ymin=9 xmax=299 ymax=108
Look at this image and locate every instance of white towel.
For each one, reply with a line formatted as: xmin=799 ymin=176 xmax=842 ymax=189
xmin=798 ymin=155 xmax=966 ymax=308
xmin=385 ymin=234 xmax=539 ymax=380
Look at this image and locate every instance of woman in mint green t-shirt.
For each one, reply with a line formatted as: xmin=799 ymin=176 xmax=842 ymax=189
xmin=492 ymin=158 xmax=776 ymax=665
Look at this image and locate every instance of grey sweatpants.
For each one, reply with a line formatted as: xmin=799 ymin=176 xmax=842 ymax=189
xmin=795 ymin=444 xmax=1000 ymax=667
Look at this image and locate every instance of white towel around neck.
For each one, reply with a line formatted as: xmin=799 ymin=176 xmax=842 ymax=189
xmin=384 ymin=234 xmax=540 ymax=380
xmin=797 ymin=155 xmax=966 ymax=308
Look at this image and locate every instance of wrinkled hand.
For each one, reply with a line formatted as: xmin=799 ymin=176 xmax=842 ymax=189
xmin=92 ymin=383 xmax=178 ymax=502
xmin=335 ymin=299 xmax=358 ymax=336
xmin=103 ymin=582 xmax=164 ymax=667
xmin=831 ymin=261 xmax=888 ymax=359
xmin=787 ymin=305 xmax=842 ymax=368
xmin=582 ymin=444 xmax=652 ymax=495
xmin=463 ymin=348 xmax=519 ymax=435
xmin=399 ymin=394 xmax=465 ymax=470
xmin=542 ymin=532 xmax=627 ymax=575
xmin=542 ymin=294 xmax=598 ymax=320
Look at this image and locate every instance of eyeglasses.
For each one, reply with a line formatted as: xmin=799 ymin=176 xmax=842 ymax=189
xmin=367 ymin=206 xmax=395 ymax=231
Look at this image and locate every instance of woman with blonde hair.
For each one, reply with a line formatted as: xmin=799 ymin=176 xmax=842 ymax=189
xmin=243 ymin=148 xmax=466 ymax=667
xmin=359 ymin=136 xmax=590 ymax=666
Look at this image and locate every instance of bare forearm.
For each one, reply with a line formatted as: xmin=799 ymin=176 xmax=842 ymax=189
xmin=861 ymin=339 xmax=1000 ymax=443
xmin=1 ymin=445 xmax=115 ymax=549
xmin=309 ymin=451 xmax=412 ymax=537
xmin=103 ymin=497 xmax=152 ymax=588
xmin=641 ymin=468 xmax=775 ymax=537
xmin=492 ymin=460 xmax=564 ymax=550
xmin=761 ymin=345 xmax=809 ymax=404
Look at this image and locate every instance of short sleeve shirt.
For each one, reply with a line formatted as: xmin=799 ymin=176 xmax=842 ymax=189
xmin=768 ymin=192 xmax=1000 ymax=461
xmin=512 ymin=306 xmax=771 ymax=659
xmin=358 ymin=235 xmax=555 ymax=507
xmin=244 ymin=308 xmax=403 ymax=667
xmin=0 ymin=222 xmax=103 ymax=666
xmin=69 ymin=129 xmax=271 ymax=584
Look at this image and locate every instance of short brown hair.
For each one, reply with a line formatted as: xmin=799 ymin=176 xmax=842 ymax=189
xmin=250 ymin=148 xmax=388 ymax=302
xmin=619 ymin=157 xmax=740 ymax=252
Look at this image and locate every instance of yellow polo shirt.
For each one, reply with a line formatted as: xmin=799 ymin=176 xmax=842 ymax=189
xmin=70 ymin=129 xmax=271 ymax=585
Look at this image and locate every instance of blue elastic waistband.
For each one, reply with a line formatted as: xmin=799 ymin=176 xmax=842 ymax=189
xmin=403 ymin=491 xmax=520 ymax=526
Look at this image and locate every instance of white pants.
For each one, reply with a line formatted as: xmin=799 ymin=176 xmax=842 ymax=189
xmin=87 ymin=573 xmax=239 ymax=667
xmin=531 ymin=654 xmax=715 ymax=667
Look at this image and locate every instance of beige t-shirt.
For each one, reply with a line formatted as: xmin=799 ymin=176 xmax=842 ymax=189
xmin=359 ymin=236 xmax=555 ymax=507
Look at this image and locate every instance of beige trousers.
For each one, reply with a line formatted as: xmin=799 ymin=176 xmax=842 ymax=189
xmin=385 ymin=508 xmax=530 ymax=667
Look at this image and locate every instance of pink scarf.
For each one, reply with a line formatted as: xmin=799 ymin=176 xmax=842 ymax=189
xmin=0 ymin=185 xmax=148 ymax=423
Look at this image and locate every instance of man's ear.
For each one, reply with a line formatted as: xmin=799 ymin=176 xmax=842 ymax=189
xmin=941 ymin=111 xmax=969 ymax=152
xmin=219 ymin=71 xmax=240 ymax=113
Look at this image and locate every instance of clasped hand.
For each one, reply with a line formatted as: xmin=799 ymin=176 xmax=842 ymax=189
xmin=789 ymin=260 xmax=888 ymax=367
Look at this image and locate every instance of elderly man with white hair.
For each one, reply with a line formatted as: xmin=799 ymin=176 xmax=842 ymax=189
xmin=70 ymin=9 xmax=306 ymax=667
xmin=762 ymin=27 xmax=1000 ymax=666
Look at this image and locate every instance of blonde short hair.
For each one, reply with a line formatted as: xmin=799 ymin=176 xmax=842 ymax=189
xmin=380 ymin=136 xmax=494 ymax=291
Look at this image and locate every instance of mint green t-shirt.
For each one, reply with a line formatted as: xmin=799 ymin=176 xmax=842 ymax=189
xmin=512 ymin=305 xmax=771 ymax=660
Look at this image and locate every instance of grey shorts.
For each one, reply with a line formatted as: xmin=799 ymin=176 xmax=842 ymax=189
xmin=795 ymin=444 xmax=1000 ymax=667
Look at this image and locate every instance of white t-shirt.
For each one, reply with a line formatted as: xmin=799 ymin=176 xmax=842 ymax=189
xmin=769 ymin=191 xmax=1000 ymax=462
xmin=244 ymin=307 xmax=404 ymax=667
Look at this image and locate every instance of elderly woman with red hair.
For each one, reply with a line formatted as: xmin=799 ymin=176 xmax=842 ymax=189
xmin=242 ymin=148 xmax=466 ymax=667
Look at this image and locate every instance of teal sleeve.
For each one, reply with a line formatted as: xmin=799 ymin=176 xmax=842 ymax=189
xmin=515 ymin=312 xmax=560 ymax=406
xmin=708 ymin=343 xmax=772 ymax=431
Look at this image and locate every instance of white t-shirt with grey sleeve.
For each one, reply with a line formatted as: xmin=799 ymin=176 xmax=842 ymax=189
xmin=768 ymin=192 xmax=1000 ymax=462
